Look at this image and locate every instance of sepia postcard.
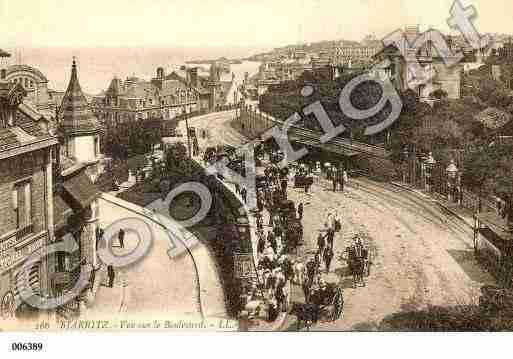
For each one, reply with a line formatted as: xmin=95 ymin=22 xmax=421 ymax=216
xmin=2 ymin=1 xmax=513 ymax=348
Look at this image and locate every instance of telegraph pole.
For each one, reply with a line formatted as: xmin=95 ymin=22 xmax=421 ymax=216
xmin=184 ymin=108 xmax=192 ymax=159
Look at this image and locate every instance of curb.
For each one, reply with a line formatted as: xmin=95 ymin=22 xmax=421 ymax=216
xmin=190 ymin=151 xmax=289 ymax=331
xmin=390 ymin=181 xmax=474 ymax=230
xmin=100 ymin=194 xmax=207 ymax=317
xmin=118 ymin=271 xmax=129 ymax=313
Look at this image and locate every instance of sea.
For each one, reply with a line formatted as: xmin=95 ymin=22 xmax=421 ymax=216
xmin=4 ymin=46 xmax=264 ymax=95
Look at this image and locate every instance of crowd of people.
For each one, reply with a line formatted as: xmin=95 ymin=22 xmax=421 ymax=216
xmin=201 ymin=143 xmax=366 ymax=324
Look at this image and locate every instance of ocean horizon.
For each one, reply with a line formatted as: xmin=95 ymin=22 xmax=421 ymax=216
xmin=3 ymin=45 xmax=266 ymax=95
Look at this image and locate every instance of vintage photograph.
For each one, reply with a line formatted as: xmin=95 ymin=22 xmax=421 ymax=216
xmin=1 ymin=0 xmax=513 ymax=336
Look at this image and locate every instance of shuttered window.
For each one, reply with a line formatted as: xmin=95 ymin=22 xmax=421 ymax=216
xmin=13 ymin=181 xmax=32 ymax=233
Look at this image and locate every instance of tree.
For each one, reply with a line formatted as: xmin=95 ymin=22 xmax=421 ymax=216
xmin=429 ymin=89 xmax=448 ymax=100
xmin=462 ymin=143 xmax=513 ymax=211
xmin=165 ymin=143 xmax=189 ymax=176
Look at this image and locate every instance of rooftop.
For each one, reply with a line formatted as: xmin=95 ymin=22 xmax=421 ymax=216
xmin=6 ymin=64 xmax=48 ymax=82
xmin=59 ymin=58 xmax=101 ymax=135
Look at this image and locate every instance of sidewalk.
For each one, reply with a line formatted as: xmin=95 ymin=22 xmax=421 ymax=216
xmin=391 ymin=181 xmax=475 ymax=229
xmin=82 ymin=268 xmax=128 ymax=317
xmin=190 ymin=153 xmax=289 ymax=331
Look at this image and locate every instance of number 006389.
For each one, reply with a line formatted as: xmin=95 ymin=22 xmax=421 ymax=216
xmin=11 ymin=342 xmax=43 ymax=351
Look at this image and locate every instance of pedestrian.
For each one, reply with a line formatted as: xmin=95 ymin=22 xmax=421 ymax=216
xmin=258 ymin=234 xmax=266 ymax=256
xmin=281 ymin=256 xmax=294 ymax=282
xmin=297 ymin=202 xmax=303 ymax=220
xmin=342 ymin=170 xmax=348 ymax=192
xmin=334 ymin=213 xmax=341 ymax=233
xmin=268 ymin=299 xmax=279 ymax=322
xmin=107 ymin=265 xmax=115 ymax=288
xmin=281 ymin=178 xmax=288 ymax=194
xmin=257 ymin=197 xmax=264 ymax=212
xmin=326 ymin=165 xmax=332 ymax=181
xmin=256 ymin=216 xmax=263 ymax=231
xmin=235 ymin=183 xmax=240 ymax=195
xmin=306 ymin=259 xmax=316 ymax=287
xmin=332 ymin=168 xmax=338 ymax=191
xmin=275 ymin=277 xmax=287 ymax=312
xmin=269 ymin=233 xmax=278 ymax=254
xmin=302 ymin=281 xmax=311 ymax=303
xmin=317 ymin=233 xmax=326 ymax=257
xmin=326 ymin=228 xmax=335 ymax=251
xmin=118 ymin=228 xmax=125 ymax=248
xmin=274 ymin=223 xmax=283 ymax=238
xmin=323 ymin=248 xmax=334 ymax=273
xmin=305 ymin=178 xmax=311 ymax=194
xmin=314 ymin=251 xmax=321 ymax=273
xmin=325 ymin=212 xmax=334 ymax=231
xmin=353 ymin=234 xmax=364 ymax=258
xmin=240 ymin=187 xmax=247 ymax=203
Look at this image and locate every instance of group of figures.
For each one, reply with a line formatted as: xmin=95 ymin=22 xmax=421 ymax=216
xmin=207 ymin=143 xmax=371 ymax=329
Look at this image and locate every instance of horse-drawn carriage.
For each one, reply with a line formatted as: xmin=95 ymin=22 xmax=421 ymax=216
xmin=294 ymin=174 xmax=314 ymax=189
xmin=277 ymin=200 xmax=304 ymax=251
xmin=290 ymin=281 xmax=344 ymax=330
xmin=345 ymin=244 xmax=371 ymax=288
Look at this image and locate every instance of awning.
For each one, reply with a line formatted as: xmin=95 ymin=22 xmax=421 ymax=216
xmin=62 ymin=172 xmax=100 ymax=209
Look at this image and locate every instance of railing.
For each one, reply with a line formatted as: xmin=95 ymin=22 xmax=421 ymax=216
xmin=16 ymin=224 xmax=34 ymax=241
xmin=175 ymin=103 xmax=239 ymax=122
xmin=240 ymin=106 xmax=390 ymax=158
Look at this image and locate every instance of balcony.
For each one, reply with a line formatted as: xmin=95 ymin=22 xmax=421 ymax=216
xmin=16 ymin=224 xmax=34 ymax=241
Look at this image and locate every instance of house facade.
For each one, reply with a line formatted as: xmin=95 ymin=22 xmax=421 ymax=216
xmin=0 ymin=57 xmax=59 ymax=320
xmin=0 ymin=55 xmax=102 ymax=322
xmin=91 ymin=62 xmax=233 ymax=126
xmin=372 ymin=26 xmax=463 ymax=102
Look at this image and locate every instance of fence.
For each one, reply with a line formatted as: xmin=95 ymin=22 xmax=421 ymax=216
xmin=175 ymin=103 xmax=239 ymax=122
xmin=235 ymin=104 xmax=389 ymax=158
xmin=403 ymin=156 xmax=499 ymax=215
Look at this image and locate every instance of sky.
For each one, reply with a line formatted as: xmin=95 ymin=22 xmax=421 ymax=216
xmin=0 ymin=0 xmax=512 ymax=50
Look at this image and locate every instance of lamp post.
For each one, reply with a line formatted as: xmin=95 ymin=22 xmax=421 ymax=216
xmin=401 ymin=145 xmax=409 ymax=183
xmin=424 ymin=152 xmax=436 ymax=192
xmin=446 ymin=159 xmax=459 ymax=203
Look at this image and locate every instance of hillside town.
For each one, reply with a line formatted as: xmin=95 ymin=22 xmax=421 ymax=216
xmin=3 ymin=9 xmax=513 ymax=334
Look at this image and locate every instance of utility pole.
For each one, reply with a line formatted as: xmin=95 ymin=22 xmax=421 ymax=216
xmin=184 ymin=108 xmax=192 ymax=159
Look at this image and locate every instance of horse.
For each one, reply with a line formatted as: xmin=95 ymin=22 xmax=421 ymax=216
xmin=289 ymin=302 xmax=320 ymax=331
xmin=347 ymin=247 xmax=365 ymax=287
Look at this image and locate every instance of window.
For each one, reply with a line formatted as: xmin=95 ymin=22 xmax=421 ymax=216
xmin=13 ymin=181 xmax=32 ymax=232
xmin=24 ymin=78 xmax=28 ymax=88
